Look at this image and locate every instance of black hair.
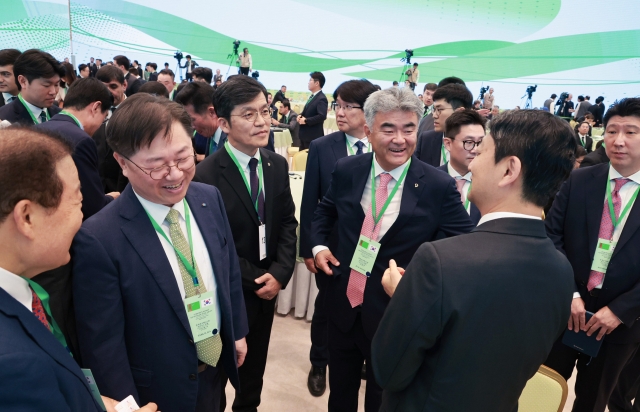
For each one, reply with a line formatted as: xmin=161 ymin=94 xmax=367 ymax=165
xmin=333 ymin=79 xmax=378 ymax=108
xmin=596 ymin=96 xmax=605 ymax=104
xmin=78 ymin=63 xmax=88 ymax=72
xmin=212 ymin=75 xmax=267 ymax=122
xmin=577 ymin=95 xmax=585 ymax=102
xmin=96 ymin=65 xmax=125 ymax=85
xmin=0 ymin=49 xmax=21 ymax=67
xmin=113 ymin=55 xmax=130 ymax=69
xmin=63 ymin=77 xmax=112 ymax=113
xmin=432 ymin=84 xmax=473 ymax=110
xmin=438 ymin=76 xmax=466 ymax=87
xmin=12 ymin=49 xmax=65 ymax=91
xmin=186 ymin=55 xmax=192 ymax=59
xmin=192 ymin=67 xmax=213 ymax=84
xmin=174 ymin=81 xmax=215 ymax=114
xmin=138 ymin=81 xmax=170 ymax=98
xmin=281 ymin=98 xmax=291 ymax=109
xmin=310 ymin=71 xmax=325 ymax=88
xmin=444 ymin=109 xmax=486 ymax=139
xmin=550 ymin=94 xmax=557 ymax=99
xmin=158 ymin=68 xmax=175 ymax=80
xmin=423 ymin=82 xmax=437 ymax=92
xmin=603 ymin=98 xmax=640 ymax=128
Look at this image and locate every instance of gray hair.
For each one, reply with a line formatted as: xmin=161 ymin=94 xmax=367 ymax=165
xmin=364 ymin=87 xmax=424 ymax=128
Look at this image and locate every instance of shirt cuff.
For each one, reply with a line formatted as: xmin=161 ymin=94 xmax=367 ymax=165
xmin=573 ymin=292 xmax=581 ymax=299
xmin=312 ymin=246 xmax=329 ymax=258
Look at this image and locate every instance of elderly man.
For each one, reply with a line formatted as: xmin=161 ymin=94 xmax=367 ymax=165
xmin=310 ymin=87 xmax=474 ymax=412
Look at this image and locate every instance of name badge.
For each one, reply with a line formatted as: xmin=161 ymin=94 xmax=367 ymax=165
xmin=81 ymin=369 xmax=107 ymax=411
xmin=183 ymin=291 xmax=219 ymax=343
xmin=259 ymin=224 xmax=267 ymax=261
xmin=591 ymin=238 xmax=616 ymax=273
xmin=349 ymin=234 xmax=381 ymax=277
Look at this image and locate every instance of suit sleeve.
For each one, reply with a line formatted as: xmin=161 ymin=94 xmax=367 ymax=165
xmin=299 ymin=140 xmax=321 ymax=258
xmin=437 ymin=178 xmax=475 ymax=237
xmin=304 ymin=97 xmax=328 ymax=126
xmin=73 ymin=138 xmax=113 ymax=219
xmin=72 ymin=227 xmax=137 ymax=402
xmin=608 ymin=280 xmax=640 ymax=327
xmin=278 ymin=115 xmax=298 ymax=133
xmin=372 ymin=242 xmax=443 ymax=392
xmin=309 ymin=163 xmax=339 ymax=251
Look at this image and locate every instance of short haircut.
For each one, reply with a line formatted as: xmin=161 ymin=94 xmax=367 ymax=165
xmin=578 ymin=95 xmax=585 ymax=102
xmin=63 ymin=78 xmax=112 ymax=113
xmin=596 ymin=96 xmax=605 ymax=104
xmin=96 ymin=65 xmax=124 ymax=85
xmin=423 ymin=82 xmax=437 ymax=92
xmin=0 ymin=126 xmax=73 ymax=222
xmin=127 ymin=67 xmax=139 ymax=76
xmin=213 ymin=75 xmax=267 ymax=122
xmin=192 ymin=67 xmax=213 ymax=83
xmin=12 ymin=49 xmax=65 ymax=91
xmin=584 ymin=112 xmax=594 ymax=120
xmin=413 ymin=63 xmax=418 ymax=66
xmin=133 ymin=60 xmax=139 ymax=65
xmin=438 ymin=76 xmax=466 ymax=87
xmin=550 ymin=94 xmax=557 ymax=99
xmin=138 ymin=81 xmax=170 ymax=98
xmin=392 ymin=81 xmax=399 ymax=86
xmin=106 ymin=93 xmax=192 ymax=157
xmin=281 ymin=99 xmax=291 ymax=109
xmin=585 ymin=95 xmax=590 ymax=100
xmin=603 ymin=98 xmax=640 ymax=128
xmin=281 ymin=85 xmax=286 ymax=88
xmin=333 ymin=79 xmax=378 ymax=109
xmin=78 ymin=63 xmax=88 ymax=72
xmin=363 ymin=87 xmax=424 ymax=128
xmin=432 ymin=84 xmax=473 ymax=110
xmin=310 ymin=71 xmax=325 ymax=88
xmin=491 ymin=110 xmax=576 ymax=207
xmin=0 ymin=49 xmax=21 ymax=67
xmin=444 ymin=109 xmax=486 ymax=139
xmin=267 ymin=92 xmax=272 ymax=97
xmin=186 ymin=55 xmax=192 ymax=59
xmin=147 ymin=62 xmax=157 ymax=70
xmin=175 ymin=81 xmax=215 ymax=114
xmin=576 ymin=145 xmax=587 ymax=158
xmin=61 ymin=62 xmax=77 ymax=86
xmin=158 ymin=68 xmax=175 ymax=80
xmin=113 ymin=55 xmax=130 ymax=69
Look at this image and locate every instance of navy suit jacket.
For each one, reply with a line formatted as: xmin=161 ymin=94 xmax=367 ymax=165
xmin=0 ymin=98 xmax=61 ymax=125
xmin=415 ymin=130 xmax=444 ymax=167
xmin=299 ymin=91 xmax=328 ymax=143
xmin=0 ymin=288 xmax=101 ymax=411
xmin=37 ymin=114 xmax=113 ymax=220
xmin=310 ymin=153 xmax=475 ymax=339
xmin=546 ymin=163 xmax=640 ymax=343
xmin=72 ymin=183 xmax=249 ymax=411
xmin=436 ymin=163 xmax=481 ymax=225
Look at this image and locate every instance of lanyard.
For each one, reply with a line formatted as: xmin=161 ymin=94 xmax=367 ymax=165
xmin=370 ymin=159 xmax=411 ymax=227
xmin=346 ymin=138 xmax=370 ymax=156
xmin=22 ymin=277 xmax=72 ymax=356
xmin=606 ymin=173 xmax=640 ymax=233
xmin=18 ymin=94 xmax=49 ymax=124
xmin=60 ymin=110 xmax=82 ymax=129
xmin=146 ymin=199 xmax=200 ymax=288
xmin=464 ymin=182 xmax=472 ymax=211
xmin=441 ymin=143 xmax=447 ymax=163
xmin=224 ymin=141 xmax=264 ymax=222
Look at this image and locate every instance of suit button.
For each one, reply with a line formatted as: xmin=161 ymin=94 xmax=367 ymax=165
xmin=189 ymin=374 xmax=197 ymax=380
xmin=189 ymin=339 xmax=194 ymax=344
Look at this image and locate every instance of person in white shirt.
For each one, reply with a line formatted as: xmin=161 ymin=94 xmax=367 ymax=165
xmin=237 ymin=48 xmax=252 ymax=76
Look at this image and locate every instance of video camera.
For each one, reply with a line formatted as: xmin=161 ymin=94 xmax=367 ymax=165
xmin=526 ymin=85 xmax=537 ymax=98
xmin=401 ymin=49 xmax=414 ymax=64
xmin=480 ymin=85 xmax=490 ymax=100
xmin=174 ymin=51 xmax=183 ymax=62
xmin=555 ymin=92 xmax=569 ymax=115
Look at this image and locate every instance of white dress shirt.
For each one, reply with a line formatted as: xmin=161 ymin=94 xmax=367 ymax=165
xmin=345 ymin=134 xmax=370 ymax=155
xmin=226 ymin=141 xmax=265 ymax=197
xmin=477 ymin=212 xmax=541 ymax=226
xmin=2 ymin=92 xmax=16 ymax=104
xmin=440 ymin=133 xmax=450 ymax=165
xmin=578 ymin=134 xmax=588 ymax=147
xmin=313 ymin=155 xmax=408 ymax=257
xmin=212 ymin=127 xmax=222 ymax=144
xmin=447 ymin=162 xmax=472 ymax=214
xmin=0 ymin=266 xmax=32 ymax=312
xmin=134 ymin=191 xmax=221 ymax=321
xmin=22 ymin=98 xmax=47 ymax=124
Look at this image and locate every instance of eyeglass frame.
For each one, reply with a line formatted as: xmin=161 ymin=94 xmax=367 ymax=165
xmin=333 ymin=103 xmax=363 ymax=113
xmin=229 ymin=107 xmax=273 ymax=123
xmin=461 ymin=138 xmax=483 ymax=152
xmin=432 ymin=105 xmax=453 ymax=116
xmin=121 ymin=152 xmax=197 ymax=180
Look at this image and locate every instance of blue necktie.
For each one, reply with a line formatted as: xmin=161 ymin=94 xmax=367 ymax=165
xmin=208 ymin=139 xmax=218 ymax=157
xmin=355 ymin=141 xmax=364 ymax=155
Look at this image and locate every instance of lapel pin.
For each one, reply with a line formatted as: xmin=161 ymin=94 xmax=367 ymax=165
xmin=202 ymin=203 xmax=207 ymax=207
xmin=415 ymin=183 xmax=419 ymax=187
xmin=268 ymin=162 xmax=271 ymax=166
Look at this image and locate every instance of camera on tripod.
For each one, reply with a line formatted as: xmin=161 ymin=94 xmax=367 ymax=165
xmin=479 ymin=86 xmax=490 ymax=100
xmin=401 ymin=49 xmax=414 ymax=64
xmin=174 ymin=51 xmax=183 ymax=62
xmin=526 ymin=85 xmax=537 ymax=98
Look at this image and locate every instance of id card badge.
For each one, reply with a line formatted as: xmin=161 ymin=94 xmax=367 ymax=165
xmin=81 ymin=369 xmax=107 ymax=411
xmin=591 ymin=238 xmax=616 ymax=273
xmin=259 ymin=224 xmax=267 ymax=261
xmin=349 ymin=235 xmax=381 ymax=277
xmin=183 ymin=291 xmax=219 ymax=343
xmin=115 ymin=395 xmax=140 ymax=412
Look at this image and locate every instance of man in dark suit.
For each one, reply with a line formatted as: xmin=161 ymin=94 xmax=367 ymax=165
xmin=372 ymin=109 xmax=576 ymax=412
xmin=73 ymin=94 xmax=249 ymax=412
xmin=0 ymin=49 xmax=64 ymax=124
xmin=298 ymin=71 xmax=328 ymax=150
xmin=273 ymin=85 xmax=287 ymax=105
xmin=193 ymin=75 xmax=297 ymax=412
xmin=0 ymin=48 xmax=20 ymax=108
xmin=157 ymin=68 xmax=177 ymax=100
xmin=88 ymin=57 xmax=97 ymax=77
xmin=545 ymin=98 xmax=640 ymax=412
xmin=580 ymin=143 xmax=609 ymax=168
xmin=271 ymin=98 xmax=299 ymax=147
xmin=416 ymin=82 xmax=437 ymax=135
xmin=182 ymin=55 xmax=198 ymax=81
xmin=299 ymin=79 xmax=378 ymax=397
xmin=589 ymin=96 xmax=606 ymax=127
xmin=311 ymin=87 xmax=475 ymax=412
xmin=0 ymin=126 xmax=157 ymax=411
xmin=576 ymin=121 xmax=594 ymax=153
xmin=415 ymin=83 xmax=473 ymax=167
xmin=114 ymin=54 xmax=142 ymax=96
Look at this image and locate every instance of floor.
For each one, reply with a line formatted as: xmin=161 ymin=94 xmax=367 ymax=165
xmin=223 ymin=312 xmax=589 ymax=412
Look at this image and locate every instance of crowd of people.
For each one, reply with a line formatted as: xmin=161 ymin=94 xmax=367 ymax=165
xmin=0 ymin=47 xmax=640 ymax=412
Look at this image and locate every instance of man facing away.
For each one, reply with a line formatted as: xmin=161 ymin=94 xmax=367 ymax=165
xmin=298 ymin=71 xmax=328 ymax=150
xmin=373 ymin=109 xmax=577 ymax=412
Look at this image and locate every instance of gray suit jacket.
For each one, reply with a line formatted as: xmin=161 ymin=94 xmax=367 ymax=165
xmin=417 ymin=112 xmax=434 ymax=136
xmin=276 ymin=110 xmax=300 ymax=147
xmin=575 ymin=100 xmax=592 ymax=120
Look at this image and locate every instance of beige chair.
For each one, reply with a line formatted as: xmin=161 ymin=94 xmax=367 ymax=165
xmin=519 ymin=365 xmax=568 ymax=412
xmin=291 ymin=149 xmax=308 ymax=172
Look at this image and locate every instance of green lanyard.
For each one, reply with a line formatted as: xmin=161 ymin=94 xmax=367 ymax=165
xmin=606 ymin=172 xmax=640 ymax=233
xmin=464 ymin=182 xmax=472 ymax=211
xmin=370 ymin=159 xmax=411 ymax=227
xmin=224 ymin=141 xmax=264 ymax=222
xmin=346 ymin=138 xmax=370 ymax=156
xmin=145 ymin=199 xmax=200 ymax=288
xmin=18 ymin=94 xmax=49 ymax=124
xmin=22 ymin=277 xmax=72 ymax=356
xmin=60 ymin=110 xmax=82 ymax=129
xmin=441 ymin=143 xmax=447 ymax=163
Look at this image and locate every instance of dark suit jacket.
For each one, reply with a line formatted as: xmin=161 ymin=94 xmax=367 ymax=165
xmin=88 ymin=62 xmax=97 ymax=77
xmin=576 ymin=133 xmax=593 ymax=154
xmin=37 ymin=114 xmax=113 ymax=220
xmin=417 ymin=112 xmax=434 ymax=136
xmin=125 ymin=72 xmax=142 ymax=96
xmin=276 ymin=110 xmax=299 ymax=147
xmin=580 ymin=145 xmax=609 ymax=168
xmin=372 ymin=218 xmax=574 ymax=412
xmin=299 ymin=91 xmax=328 ymax=143
xmin=72 ymin=184 xmax=249 ymax=411
xmin=436 ymin=163 xmax=481 ymax=225
xmin=546 ymin=163 xmax=640 ymax=343
xmin=0 ymin=287 xmax=102 ymax=411
xmin=148 ymin=72 xmax=158 ymax=82
xmin=92 ymin=121 xmax=128 ymax=193
xmin=310 ymin=153 xmax=475 ymax=339
xmin=273 ymin=90 xmax=286 ymax=105
xmin=193 ymin=147 xmax=297 ymax=291
xmin=588 ymin=103 xmax=605 ymax=126
xmin=415 ymin=130 xmax=443 ymax=167
xmin=0 ymin=98 xmax=61 ymax=125
xmin=0 ymin=93 xmax=4 ymax=108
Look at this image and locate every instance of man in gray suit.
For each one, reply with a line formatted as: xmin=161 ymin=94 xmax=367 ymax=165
xmin=575 ymin=95 xmax=592 ymax=120
xmin=417 ymin=82 xmax=437 ymax=135
xmin=271 ymin=98 xmax=299 ymax=147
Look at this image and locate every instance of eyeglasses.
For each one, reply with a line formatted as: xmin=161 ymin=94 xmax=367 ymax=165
xmin=432 ymin=105 xmax=453 ymax=116
xmin=122 ymin=153 xmax=196 ymax=180
xmin=230 ymin=108 xmax=272 ymax=123
xmin=462 ymin=139 xmax=483 ymax=152
xmin=334 ymin=103 xmax=363 ymax=113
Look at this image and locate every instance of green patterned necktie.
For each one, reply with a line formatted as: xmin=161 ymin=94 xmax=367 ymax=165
xmin=166 ymin=209 xmax=222 ymax=367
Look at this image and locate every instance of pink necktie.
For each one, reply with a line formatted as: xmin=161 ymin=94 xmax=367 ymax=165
xmin=587 ymin=178 xmax=630 ymax=291
xmin=346 ymin=173 xmax=393 ymax=308
xmin=455 ymin=178 xmax=466 ymax=203
xmin=31 ymin=290 xmax=51 ymax=330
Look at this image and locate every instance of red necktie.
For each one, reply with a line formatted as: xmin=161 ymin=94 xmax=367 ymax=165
xmin=587 ymin=178 xmax=630 ymax=290
xmin=346 ymin=173 xmax=393 ymax=308
xmin=31 ymin=289 xmax=51 ymax=331
xmin=455 ymin=178 xmax=466 ymax=203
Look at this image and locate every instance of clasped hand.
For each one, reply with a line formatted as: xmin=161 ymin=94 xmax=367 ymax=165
xmin=254 ymin=273 xmax=281 ymax=300
xmin=568 ymin=297 xmax=621 ymax=341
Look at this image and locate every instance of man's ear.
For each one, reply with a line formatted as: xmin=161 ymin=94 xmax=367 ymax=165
xmin=443 ymin=137 xmax=453 ymax=152
xmin=218 ymin=117 xmax=231 ymax=134
xmin=112 ymin=152 xmax=129 ymax=177
xmin=498 ymin=156 xmax=522 ymax=188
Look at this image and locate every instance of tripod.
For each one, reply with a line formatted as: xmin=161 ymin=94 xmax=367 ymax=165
xmin=521 ymin=92 xmax=533 ymax=109
xmin=226 ymin=50 xmax=239 ymax=78
xmin=399 ymin=62 xmax=413 ymax=90
xmin=174 ymin=60 xmax=184 ymax=82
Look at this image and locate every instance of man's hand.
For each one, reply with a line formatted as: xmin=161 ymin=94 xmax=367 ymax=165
xmin=270 ymin=118 xmax=280 ymax=126
xmin=254 ymin=273 xmax=282 ymax=300
xmin=298 ymin=116 xmax=307 ymax=125
xmin=381 ymin=259 xmax=405 ymax=297
xmin=568 ymin=297 xmax=586 ymax=332
xmin=196 ymin=154 xmax=205 ymax=162
xmin=304 ymin=257 xmax=318 ymax=274
xmin=477 ymin=108 xmax=490 ymax=117
xmin=583 ymin=306 xmax=622 ymax=341
xmin=314 ymin=250 xmax=339 ymax=275
xmin=235 ymin=337 xmax=247 ymax=367
xmin=107 ymin=192 xmax=121 ymax=200
xmin=102 ymin=397 xmax=158 ymax=412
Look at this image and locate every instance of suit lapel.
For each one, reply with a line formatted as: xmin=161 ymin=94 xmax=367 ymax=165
xmin=613 ymin=187 xmax=640 ymax=259
xmin=261 ymin=149 xmax=275 ymax=243
xmin=351 ymin=153 xmax=372 ymax=222
xmin=331 ymin=132 xmax=348 ymax=162
xmin=15 ymin=99 xmax=34 ymax=124
xmin=430 ymin=133 xmax=443 ymax=166
xmin=587 ymin=166 xmax=609 ymax=261
xmin=219 ymin=148 xmax=260 ymax=226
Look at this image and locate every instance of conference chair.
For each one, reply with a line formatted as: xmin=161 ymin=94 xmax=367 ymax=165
xmin=518 ymin=365 xmax=568 ymax=412
xmin=292 ymin=149 xmax=309 ymax=172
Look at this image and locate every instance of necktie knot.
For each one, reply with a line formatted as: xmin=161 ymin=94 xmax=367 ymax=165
xmin=249 ymin=157 xmax=258 ymax=172
xmin=379 ymin=172 xmax=393 ymax=186
xmin=39 ymin=110 xmax=47 ymax=123
xmin=614 ymin=178 xmax=631 ymax=193
xmin=165 ymin=208 xmax=181 ymax=225
xmin=354 ymin=141 xmax=364 ymax=155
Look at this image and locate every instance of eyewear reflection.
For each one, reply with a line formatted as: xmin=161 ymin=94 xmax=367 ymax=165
xmin=432 ymin=106 xmax=453 ymax=115
xmin=462 ymin=139 xmax=483 ymax=152
xmin=334 ymin=104 xmax=363 ymax=113
xmin=231 ymin=108 xmax=273 ymax=123
xmin=123 ymin=153 xmax=196 ymax=180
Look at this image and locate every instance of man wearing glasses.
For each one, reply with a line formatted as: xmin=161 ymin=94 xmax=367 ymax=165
xmin=193 ymin=76 xmax=297 ymax=412
xmin=72 ymin=93 xmax=249 ymax=412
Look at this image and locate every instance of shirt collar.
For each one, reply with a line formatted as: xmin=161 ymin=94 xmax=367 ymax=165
xmin=610 ymin=164 xmax=640 ymax=185
xmin=0 ymin=266 xmax=32 ymax=311
xmin=21 ymin=96 xmax=46 ymax=118
xmin=310 ymin=89 xmax=321 ymax=98
xmin=226 ymin=141 xmax=261 ymax=171
xmin=133 ymin=189 xmax=187 ymax=226
xmin=345 ymin=134 xmax=369 ymax=147
xmin=2 ymin=92 xmax=15 ymax=102
xmin=447 ymin=162 xmax=472 ymax=181
xmin=478 ymin=212 xmax=541 ymax=226
xmin=373 ymin=155 xmax=408 ymax=182
xmin=212 ymin=127 xmax=222 ymax=144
